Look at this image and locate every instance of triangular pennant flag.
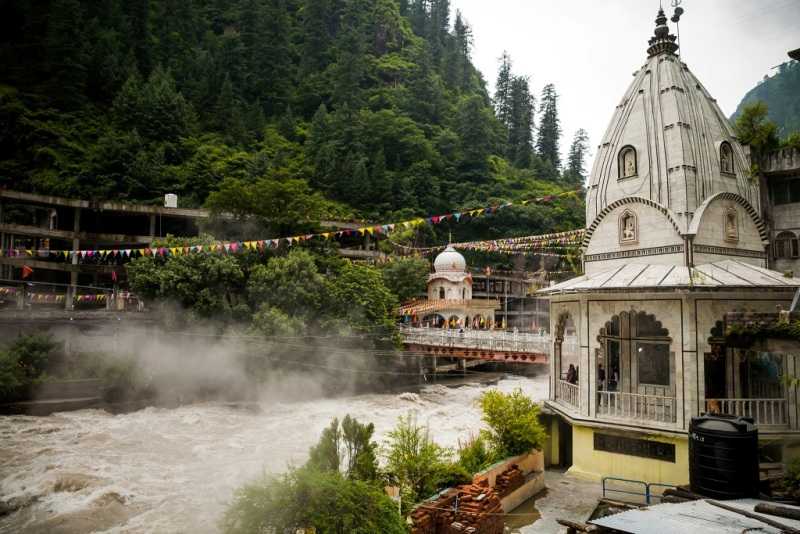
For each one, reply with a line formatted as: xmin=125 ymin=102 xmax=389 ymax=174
xmin=454 ymin=213 xmax=461 ymax=221
xmin=224 ymin=243 xmax=231 ymax=252
xmin=431 ymin=216 xmax=440 ymax=224
xmin=170 ymin=248 xmax=178 ymax=256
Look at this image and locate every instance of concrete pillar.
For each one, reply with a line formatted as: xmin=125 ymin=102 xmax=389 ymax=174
xmin=67 ymin=207 xmax=81 ymax=311
xmin=149 ymin=214 xmax=156 ymax=237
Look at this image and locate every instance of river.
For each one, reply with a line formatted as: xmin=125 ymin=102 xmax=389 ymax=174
xmin=0 ymin=374 xmax=548 ymax=533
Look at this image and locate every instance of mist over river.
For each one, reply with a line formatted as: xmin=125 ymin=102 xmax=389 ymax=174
xmin=0 ymin=374 xmax=547 ymax=533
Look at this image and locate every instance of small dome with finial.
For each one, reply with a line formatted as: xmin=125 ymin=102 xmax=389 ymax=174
xmin=433 ymin=245 xmax=467 ymax=273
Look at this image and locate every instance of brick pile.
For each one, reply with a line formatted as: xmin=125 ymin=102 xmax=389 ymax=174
xmin=493 ymin=464 xmax=525 ymax=498
xmin=410 ymin=480 xmax=504 ymax=534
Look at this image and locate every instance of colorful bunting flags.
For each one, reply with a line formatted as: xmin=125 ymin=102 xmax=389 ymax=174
xmin=0 ymin=189 xmax=581 ymax=263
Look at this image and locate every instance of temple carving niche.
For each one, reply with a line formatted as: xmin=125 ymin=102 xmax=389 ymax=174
xmin=724 ymin=208 xmax=738 ymax=243
xmin=619 ymin=210 xmax=638 ymax=244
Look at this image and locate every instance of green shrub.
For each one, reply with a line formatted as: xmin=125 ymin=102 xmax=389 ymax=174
xmin=0 ymin=334 xmax=57 ymax=402
xmin=221 ymin=468 xmax=405 ymax=534
xmin=783 ymin=458 xmax=800 ymax=497
xmin=457 ymin=435 xmax=496 ymax=474
xmin=384 ymin=413 xmax=452 ymax=507
xmin=479 ymin=388 xmax=547 ymax=457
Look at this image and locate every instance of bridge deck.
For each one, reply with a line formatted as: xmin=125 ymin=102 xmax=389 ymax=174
xmin=400 ymin=327 xmax=551 ymax=365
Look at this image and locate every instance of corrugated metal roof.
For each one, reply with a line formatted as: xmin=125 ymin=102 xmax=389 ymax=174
xmin=590 ymin=499 xmax=800 ymax=534
xmin=539 ymin=260 xmax=800 ymax=295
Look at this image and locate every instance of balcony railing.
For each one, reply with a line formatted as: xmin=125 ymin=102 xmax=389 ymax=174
xmin=556 ymin=380 xmax=580 ymax=410
xmin=399 ymin=326 xmax=552 ymax=354
xmin=705 ymin=398 xmax=788 ymax=427
xmin=597 ymin=391 xmax=677 ymax=424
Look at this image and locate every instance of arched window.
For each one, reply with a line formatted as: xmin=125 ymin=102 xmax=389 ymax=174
xmin=720 ymin=142 xmax=734 ymax=174
xmin=618 ymin=146 xmax=637 ymax=179
xmin=618 ymin=209 xmax=638 ymax=244
xmin=439 ymin=287 xmax=445 ymax=299
xmin=597 ymin=311 xmax=673 ymax=398
xmin=775 ymin=231 xmax=799 ymax=259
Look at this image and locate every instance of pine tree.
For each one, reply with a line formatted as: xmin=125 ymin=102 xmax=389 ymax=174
xmin=536 ymin=83 xmax=562 ymax=170
xmin=45 ymin=0 xmax=89 ymax=108
xmin=333 ymin=0 xmax=368 ymax=109
xmin=125 ymin=0 xmax=152 ymax=76
xmin=215 ymin=74 xmax=248 ymax=144
xmin=449 ymin=11 xmax=473 ymax=89
xmin=241 ymin=0 xmax=292 ymax=116
xmin=427 ymin=0 xmax=450 ymax=62
xmin=455 ymin=95 xmax=493 ymax=182
xmin=409 ymin=0 xmax=428 ymax=37
xmin=507 ymin=76 xmax=535 ymax=168
xmin=494 ymin=51 xmax=513 ymax=129
xmin=566 ymin=128 xmax=590 ymax=184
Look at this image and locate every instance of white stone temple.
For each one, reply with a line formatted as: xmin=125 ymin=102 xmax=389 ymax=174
xmin=539 ymin=8 xmax=800 ymax=485
xmin=400 ymin=245 xmax=500 ymax=329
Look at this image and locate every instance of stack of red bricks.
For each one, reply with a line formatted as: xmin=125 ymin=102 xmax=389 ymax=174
xmin=410 ymin=480 xmax=504 ymax=534
xmin=493 ymin=464 xmax=525 ymax=498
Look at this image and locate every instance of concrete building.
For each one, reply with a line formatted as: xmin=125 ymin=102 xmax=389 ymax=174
xmin=763 ymin=146 xmax=800 ymax=275
xmin=540 ymin=10 xmax=800 ymax=486
xmin=470 ymin=270 xmax=551 ymax=332
xmin=0 ymin=190 xmax=209 ymax=306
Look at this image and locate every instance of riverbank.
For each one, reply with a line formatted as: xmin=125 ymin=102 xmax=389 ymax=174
xmin=0 ymin=374 xmax=547 ymax=533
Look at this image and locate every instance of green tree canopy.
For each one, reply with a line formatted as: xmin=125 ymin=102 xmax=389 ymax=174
xmin=380 ymin=257 xmax=430 ymax=303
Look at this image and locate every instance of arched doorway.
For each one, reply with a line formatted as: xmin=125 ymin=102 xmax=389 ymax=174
xmin=596 ymin=311 xmax=675 ymax=422
xmin=554 ymin=313 xmax=580 ymax=411
xmin=554 ymin=313 xmax=578 ymax=382
xmin=422 ymin=313 xmax=446 ymax=328
xmin=705 ymin=321 xmax=785 ymax=423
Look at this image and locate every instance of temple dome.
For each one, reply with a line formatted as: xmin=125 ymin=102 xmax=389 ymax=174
xmin=585 ymin=8 xmax=760 ymax=230
xmin=433 ymin=245 xmax=466 ymax=273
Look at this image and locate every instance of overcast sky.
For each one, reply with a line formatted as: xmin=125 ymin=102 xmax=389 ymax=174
xmin=450 ymin=0 xmax=800 ymax=165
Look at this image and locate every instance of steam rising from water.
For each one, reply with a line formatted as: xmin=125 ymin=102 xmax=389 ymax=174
xmin=1 ymin=364 xmax=546 ymax=533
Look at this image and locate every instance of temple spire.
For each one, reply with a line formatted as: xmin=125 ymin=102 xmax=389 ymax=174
xmin=647 ymin=7 xmax=679 ymax=57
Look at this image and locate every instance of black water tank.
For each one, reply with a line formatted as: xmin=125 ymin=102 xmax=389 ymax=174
xmin=689 ymin=414 xmax=759 ymax=499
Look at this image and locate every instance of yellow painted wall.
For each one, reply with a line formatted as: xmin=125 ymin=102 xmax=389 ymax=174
xmin=568 ymin=425 xmax=689 ymax=486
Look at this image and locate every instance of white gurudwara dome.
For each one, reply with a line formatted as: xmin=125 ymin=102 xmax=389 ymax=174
xmin=433 ymin=245 xmax=467 ymax=273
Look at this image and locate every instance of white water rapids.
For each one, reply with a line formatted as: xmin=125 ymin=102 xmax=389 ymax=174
xmin=0 ymin=374 xmax=547 ymax=533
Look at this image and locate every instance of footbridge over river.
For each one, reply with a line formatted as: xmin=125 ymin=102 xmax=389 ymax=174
xmin=400 ymin=326 xmax=556 ymax=369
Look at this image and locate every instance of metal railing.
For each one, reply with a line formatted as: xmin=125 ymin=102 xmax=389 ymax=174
xmin=399 ymin=326 xmax=551 ymax=354
xmin=597 ymin=391 xmax=677 ymax=423
xmin=705 ymin=398 xmax=788 ymax=427
xmin=602 ymin=477 xmax=676 ymax=505
xmin=556 ymin=379 xmax=580 ymax=410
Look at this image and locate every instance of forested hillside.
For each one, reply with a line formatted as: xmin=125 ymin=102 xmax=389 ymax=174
xmin=0 ymin=0 xmax=585 ymax=236
xmin=732 ymin=60 xmax=800 ymax=138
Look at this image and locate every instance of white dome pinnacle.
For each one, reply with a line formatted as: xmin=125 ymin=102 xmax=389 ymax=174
xmin=433 ymin=245 xmax=466 ymax=273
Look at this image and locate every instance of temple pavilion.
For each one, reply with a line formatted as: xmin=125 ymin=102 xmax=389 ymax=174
xmin=399 ymin=245 xmax=500 ymax=329
xmin=539 ymin=9 xmax=800 ymax=486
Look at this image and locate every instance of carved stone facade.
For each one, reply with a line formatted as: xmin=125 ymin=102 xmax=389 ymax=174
xmin=539 ymin=10 xmax=800 ymax=485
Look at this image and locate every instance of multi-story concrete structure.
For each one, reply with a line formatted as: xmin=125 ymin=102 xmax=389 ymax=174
xmin=0 ymin=190 xmax=209 ymax=305
xmin=763 ymin=146 xmax=800 ymax=275
xmin=539 ymin=10 xmax=800 ymax=486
